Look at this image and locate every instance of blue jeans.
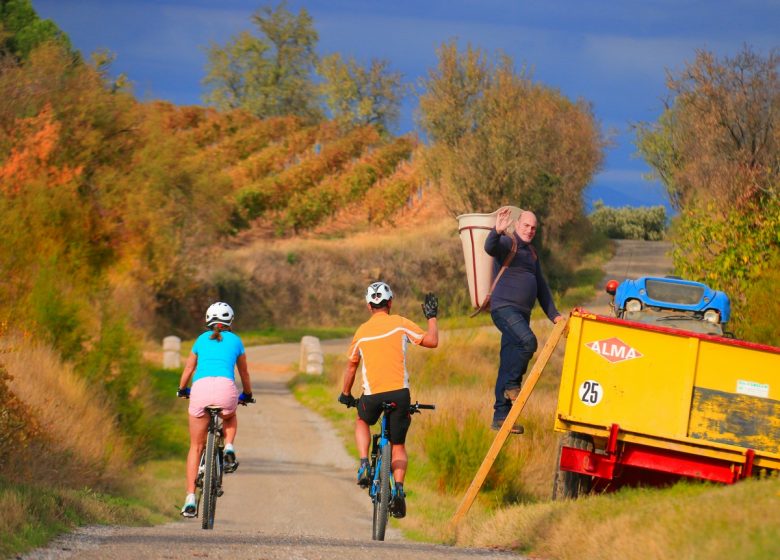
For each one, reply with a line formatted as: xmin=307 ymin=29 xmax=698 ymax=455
xmin=490 ymin=306 xmax=538 ymax=422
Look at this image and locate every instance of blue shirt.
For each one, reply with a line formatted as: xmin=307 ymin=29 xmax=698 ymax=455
xmin=191 ymin=331 xmax=245 ymax=383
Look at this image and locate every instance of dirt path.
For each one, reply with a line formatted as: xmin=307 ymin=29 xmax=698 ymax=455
xmin=20 ymin=240 xmax=672 ymax=560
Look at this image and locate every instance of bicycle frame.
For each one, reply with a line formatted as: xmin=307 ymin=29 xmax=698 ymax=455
xmin=369 ymin=409 xmax=393 ymax=500
xmin=366 ymin=401 xmax=434 ymax=541
xmin=198 ymin=408 xmax=225 ymax=483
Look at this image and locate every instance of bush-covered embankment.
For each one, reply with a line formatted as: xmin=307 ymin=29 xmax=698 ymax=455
xmin=0 ymin=334 xmax=188 ymax=557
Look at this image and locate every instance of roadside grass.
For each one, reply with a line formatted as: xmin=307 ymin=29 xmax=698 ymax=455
xmin=456 ymin=477 xmax=780 ymax=559
xmin=2 ymin=341 xmax=133 ymax=491
xmin=0 ymin=481 xmax=162 ymax=558
xmin=0 ymin=344 xmax=185 ymax=557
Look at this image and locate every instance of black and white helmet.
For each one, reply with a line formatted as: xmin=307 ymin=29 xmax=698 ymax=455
xmin=365 ymin=281 xmax=393 ymax=305
xmin=205 ymin=302 xmax=234 ymax=327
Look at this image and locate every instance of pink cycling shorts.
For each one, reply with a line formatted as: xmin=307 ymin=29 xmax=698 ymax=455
xmin=189 ymin=377 xmax=239 ymax=418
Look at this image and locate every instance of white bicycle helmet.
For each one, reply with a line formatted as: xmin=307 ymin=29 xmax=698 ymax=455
xmin=365 ymin=281 xmax=393 ymax=305
xmin=205 ymin=301 xmax=234 ymax=327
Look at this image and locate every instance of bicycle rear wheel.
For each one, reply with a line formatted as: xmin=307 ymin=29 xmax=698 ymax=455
xmin=201 ymin=428 xmax=218 ymax=529
xmin=372 ymin=443 xmax=391 ymax=540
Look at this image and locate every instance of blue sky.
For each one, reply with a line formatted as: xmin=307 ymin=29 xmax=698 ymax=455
xmin=32 ymin=1 xmax=779 ymax=212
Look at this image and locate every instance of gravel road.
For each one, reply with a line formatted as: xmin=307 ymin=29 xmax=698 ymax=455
xmin=18 ymin=239 xmax=672 ymax=560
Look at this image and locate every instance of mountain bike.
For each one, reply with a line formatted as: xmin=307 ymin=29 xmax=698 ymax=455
xmin=180 ymin=393 xmax=254 ymax=530
xmin=367 ymin=401 xmax=435 ymax=541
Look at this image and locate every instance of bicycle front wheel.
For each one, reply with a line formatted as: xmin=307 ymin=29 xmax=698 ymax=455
xmin=372 ymin=443 xmax=391 ymax=541
xmin=201 ymin=428 xmax=219 ymax=530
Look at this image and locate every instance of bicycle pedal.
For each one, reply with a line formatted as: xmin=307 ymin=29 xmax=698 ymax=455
xmin=217 ymin=488 xmax=224 ymax=497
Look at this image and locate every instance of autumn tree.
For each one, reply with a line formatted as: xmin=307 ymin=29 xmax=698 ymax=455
xmin=636 ymin=46 xmax=779 ymax=211
xmin=636 ymin=45 xmax=779 ymax=341
xmin=319 ymin=53 xmax=405 ymax=132
xmin=417 ymin=40 xmax=604 ymax=245
xmin=202 ymin=1 xmax=320 ymax=121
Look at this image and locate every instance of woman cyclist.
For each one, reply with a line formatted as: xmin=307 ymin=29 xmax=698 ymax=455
xmin=177 ymin=301 xmax=253 ymax=517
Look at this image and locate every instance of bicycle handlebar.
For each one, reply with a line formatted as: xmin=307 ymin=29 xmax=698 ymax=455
xmin=413 ymin=403 xmax=435 ymax=410
xmin=379 ymin=400 xmax=435 ymax=412
xmin=177 ymin=388 xmax=255 ymax=406
xmin=410 ymin=401 xmax=435 ymax=414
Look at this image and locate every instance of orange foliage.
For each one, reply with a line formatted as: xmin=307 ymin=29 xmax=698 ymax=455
xmin=0 ymin=104 xmax=82 ymax=195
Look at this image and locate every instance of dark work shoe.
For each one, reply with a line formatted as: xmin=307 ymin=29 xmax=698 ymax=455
xmin=224 ymin=449 xmax=239 ymax=473
xmin=503 ymin=387 xmax=521 ymax=401
xmin=390 ymin=488 xmax=406 ymax=519
xmin=357 ymin=463 xmax=371 ymax=488
xmin=491 ymin=419 xmax=524 ymax=434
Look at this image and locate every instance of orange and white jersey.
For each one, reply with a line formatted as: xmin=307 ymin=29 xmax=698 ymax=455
xmin=347 ymin=313 xmax=426 ymax=395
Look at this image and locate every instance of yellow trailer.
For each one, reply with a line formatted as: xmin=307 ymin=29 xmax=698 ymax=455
xmin=553 ymin=309 xmax=780 ymax=498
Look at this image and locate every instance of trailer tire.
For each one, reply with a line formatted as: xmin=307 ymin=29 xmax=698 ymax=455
xmin=552 ymin=432 xmax=594 ymax=500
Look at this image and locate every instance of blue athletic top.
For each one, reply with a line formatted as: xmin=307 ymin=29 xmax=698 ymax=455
xmin=191 ymin=331 xmax=245 ymax=383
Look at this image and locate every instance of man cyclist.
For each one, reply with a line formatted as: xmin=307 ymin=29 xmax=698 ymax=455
xmin=338 ymin=281 xmax=438 ymax=519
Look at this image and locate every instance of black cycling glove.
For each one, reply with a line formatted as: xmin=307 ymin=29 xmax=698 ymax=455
xmin=338 ymin=393 xmax=357 ymax=408
xmin=177 ymin=387 xmax=191 ymax=398
xmin=421 ymin=292 xmax=438 ymax=319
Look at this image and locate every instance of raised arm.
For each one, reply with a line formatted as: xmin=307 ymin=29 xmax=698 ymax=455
xmin=420 ymin=317 xmax=438 ymax=348
xmin=420 ymin=292 xmax=439 ymax=348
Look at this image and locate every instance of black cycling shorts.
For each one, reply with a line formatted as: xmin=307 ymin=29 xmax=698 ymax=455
xmin=357 ymin=388 xmax=412 ymax=445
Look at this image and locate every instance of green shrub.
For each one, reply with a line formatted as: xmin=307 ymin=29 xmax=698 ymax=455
xmin=589 ymin=201 xmax=666 ymax=240
xmin=728 ymin=250 xmax=780 ymax=346
xmin=77 ymin=305 xmax=151 ymax=447
xmin=28 ymin=263 xmax=88 ymax=362
xmin=423 ymin=412 xmax=528 ymax=501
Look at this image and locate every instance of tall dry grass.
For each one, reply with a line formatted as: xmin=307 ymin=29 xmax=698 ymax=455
xmin=2 ymin=339 xmax=132 ymax=490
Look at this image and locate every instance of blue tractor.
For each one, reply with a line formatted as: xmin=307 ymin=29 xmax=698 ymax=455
xmin=605 ymin=276 xmax=731 ymax=336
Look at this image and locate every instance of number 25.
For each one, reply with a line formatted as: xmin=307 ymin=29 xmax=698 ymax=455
xmin=581 ymin=381 xmax=601 ymax=404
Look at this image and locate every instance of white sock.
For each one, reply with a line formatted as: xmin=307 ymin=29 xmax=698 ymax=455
xmin=185 ymin=492 xmax=196 ymax=504
xmin=225 ymin=443 xmax=235 ymax=453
